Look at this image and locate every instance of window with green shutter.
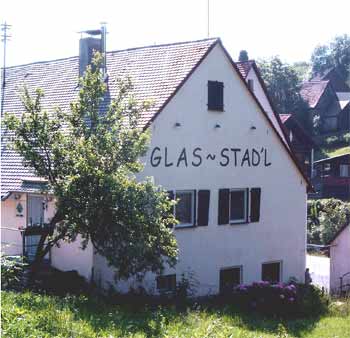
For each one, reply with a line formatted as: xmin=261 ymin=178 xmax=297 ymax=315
xmin=208 ymin=81 xmax=224 ymax=111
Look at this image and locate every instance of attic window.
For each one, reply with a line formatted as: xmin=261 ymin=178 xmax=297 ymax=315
xmin=208 ymin=81 xmax=224 ymax=111
xmin=248 ymin=79 xmax=254 ymax=92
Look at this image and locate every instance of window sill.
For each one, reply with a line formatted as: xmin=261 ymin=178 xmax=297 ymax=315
xmin=175 ymin=224 xmax=196 ymax=230
xmin=207 ymin=108 xmax=224 ymax=112
xmin=230 ymin=221 xmax=248 ymax=225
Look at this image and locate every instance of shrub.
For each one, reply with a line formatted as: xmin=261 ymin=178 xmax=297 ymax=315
xmin=296 ymin=284 xmax=329 ymax=316
xmin=307 ymin=199 xmax=350 ymax=245
xmin=231 ymin=281 xmax=328 ymax=317
xmin=1 ymin=254 xmax=27 ymax=290
xmin=343 ymin=132 xmax=350 ymax=143
xmin=325 ymin=135 xmax=339 ymax=146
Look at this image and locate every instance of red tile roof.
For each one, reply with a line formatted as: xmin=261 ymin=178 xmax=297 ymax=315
xmin=300 ymin=80 xmax=329 ymax=108
xmin=1 ymin=38 xmax=219 ymax=197
xmin=235 ymin=61 xmax=254 ymax=79
xmin=279 ymin=114 xmax=292 ymax=123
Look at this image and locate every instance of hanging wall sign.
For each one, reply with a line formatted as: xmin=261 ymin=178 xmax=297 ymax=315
xmin=150 ymin=146 xmax=272 ymax=168
xmin=16 ymin=202 xmax=24 ymax=217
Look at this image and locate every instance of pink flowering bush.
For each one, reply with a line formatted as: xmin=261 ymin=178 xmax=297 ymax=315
xmin=232 ymin=281 xmax=327 ymax=317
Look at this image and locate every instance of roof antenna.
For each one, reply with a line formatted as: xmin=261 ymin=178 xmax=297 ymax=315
xmin=1 ymin=21 xmax=11 ymax=116
xmin=100 ymin=22 xmax=107 ymax=76
xmin=207 ymin=0 xmax=210 ymax=37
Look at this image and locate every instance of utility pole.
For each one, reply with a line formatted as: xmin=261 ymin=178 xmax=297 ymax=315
xmin=1 ymin=21 xmax=11 ymax=116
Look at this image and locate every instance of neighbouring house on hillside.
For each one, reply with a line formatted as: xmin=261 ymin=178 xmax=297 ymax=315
xmin=236 ymin=60 xmax=314 ymax=178
xmin=313 ymin=153 xmax=350 ymax=201
xmin=1 ymin=31 xmax=311 ymax=295
xmin=300 ymin=68 xmax=350 ymax=135
xmin=279 ymin=114 xmax=315 ymax=179
xmin=329 ymin=224 xmax=350 ymax=295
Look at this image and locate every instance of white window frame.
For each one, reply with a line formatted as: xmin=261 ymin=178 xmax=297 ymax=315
xmin=229 ymin=188 xmax=248 ymax=224
xmin=174 ymin=190 xmax=195 ymax=228
xmin=340 ymin=164 xmax=350 ymax=177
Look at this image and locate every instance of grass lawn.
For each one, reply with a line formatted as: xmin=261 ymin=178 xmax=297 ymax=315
xmin=2 ymin=291 xmax=350 ymax=338
xmin=326 ymin=146 xmax=350 ymax=158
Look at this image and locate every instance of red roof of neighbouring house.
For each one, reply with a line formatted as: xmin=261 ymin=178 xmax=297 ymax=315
xmin=279 ymin=114 xmax=292 ymax=123
xmin=280 ymin=113 xmax=315 ymax=147
xmin=300 ymin=80 xmax=329 ymax=108
xmin=235 ymin=61 xmax=255 ymax=79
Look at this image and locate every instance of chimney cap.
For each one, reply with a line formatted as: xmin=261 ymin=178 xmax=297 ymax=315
xmin=79 ymin=29 xmax=102 ymax=36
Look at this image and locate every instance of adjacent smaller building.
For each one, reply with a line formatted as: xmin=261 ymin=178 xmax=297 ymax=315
xmin=329 ymin=224 xmax=350 ymax=294
xmin=313 ymin=153 xmax=350 ymax=201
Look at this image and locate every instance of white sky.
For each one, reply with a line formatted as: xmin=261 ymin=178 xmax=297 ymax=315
xmin=1 ymin=0 xmax=350 ymax=67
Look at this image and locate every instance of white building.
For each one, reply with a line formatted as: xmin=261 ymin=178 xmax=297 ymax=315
xmin=329 ymin=224 xmax=350 ymax=294
xmin=1 ymin=36 xmax=311 ymax=295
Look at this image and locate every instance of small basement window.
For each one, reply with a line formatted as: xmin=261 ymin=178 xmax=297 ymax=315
xmin=340 ymin=164 xmax=350 ymax=177
xmin=220 ymin=266 xmax=242 ymax=293
xmin=175 ymin=190 xmax=195 ymax=227
xmin=262 ymin=261 xmax=281 ymax=283
xmin=156 ymin=274 xmax=176 ymax=292
xmin=208 ymin=81 xmax=224 ymax=111
xmin=230 ymin=189 xmax=247 ymax=224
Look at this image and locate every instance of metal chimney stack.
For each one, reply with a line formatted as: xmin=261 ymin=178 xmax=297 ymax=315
xmin=79 ymin=23 xmax=107 ymax=77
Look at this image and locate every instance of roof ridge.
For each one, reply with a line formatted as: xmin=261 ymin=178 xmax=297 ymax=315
xmin=4 ymin=37 xmax=220 ymax=71
xmin=4 ymin=55 xmax=79 ymax=70
xmin=108 ymin=37 xmax=220 ymax=54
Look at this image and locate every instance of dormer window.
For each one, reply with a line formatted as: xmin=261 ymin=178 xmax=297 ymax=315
xmin=248 ymin=79 xmax=254 ymax=92
xmin=208 ymin=81 xmax=224 ymax=111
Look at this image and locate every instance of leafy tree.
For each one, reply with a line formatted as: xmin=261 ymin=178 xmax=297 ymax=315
xmin=307 ymin=199 xmax=350 ymax=245
xmin=293 ymin=61 xmax=312 ymax=82
xmin=257 ymin=56 xmax=310 ymax=131
xmin=238 ymin=50 xmax=249 ymax=62
xmin=4 ymin=53 xmax=178 ymax=280
xmin=311 ymin=34 xmax=350 ymax=84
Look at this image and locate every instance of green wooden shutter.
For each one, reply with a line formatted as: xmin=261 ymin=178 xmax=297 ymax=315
xmin=193 ymin=190 xmax=197 ymax=226
xmin=250 ymin=188 xmax=261 ymax=222
xmin=197 ymin=190 xmax=210 ymax=226
xmin=208 ymin=81 xmax=224 ymax=111
xmin=218 ymin=189 xmax=230 ymax=225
